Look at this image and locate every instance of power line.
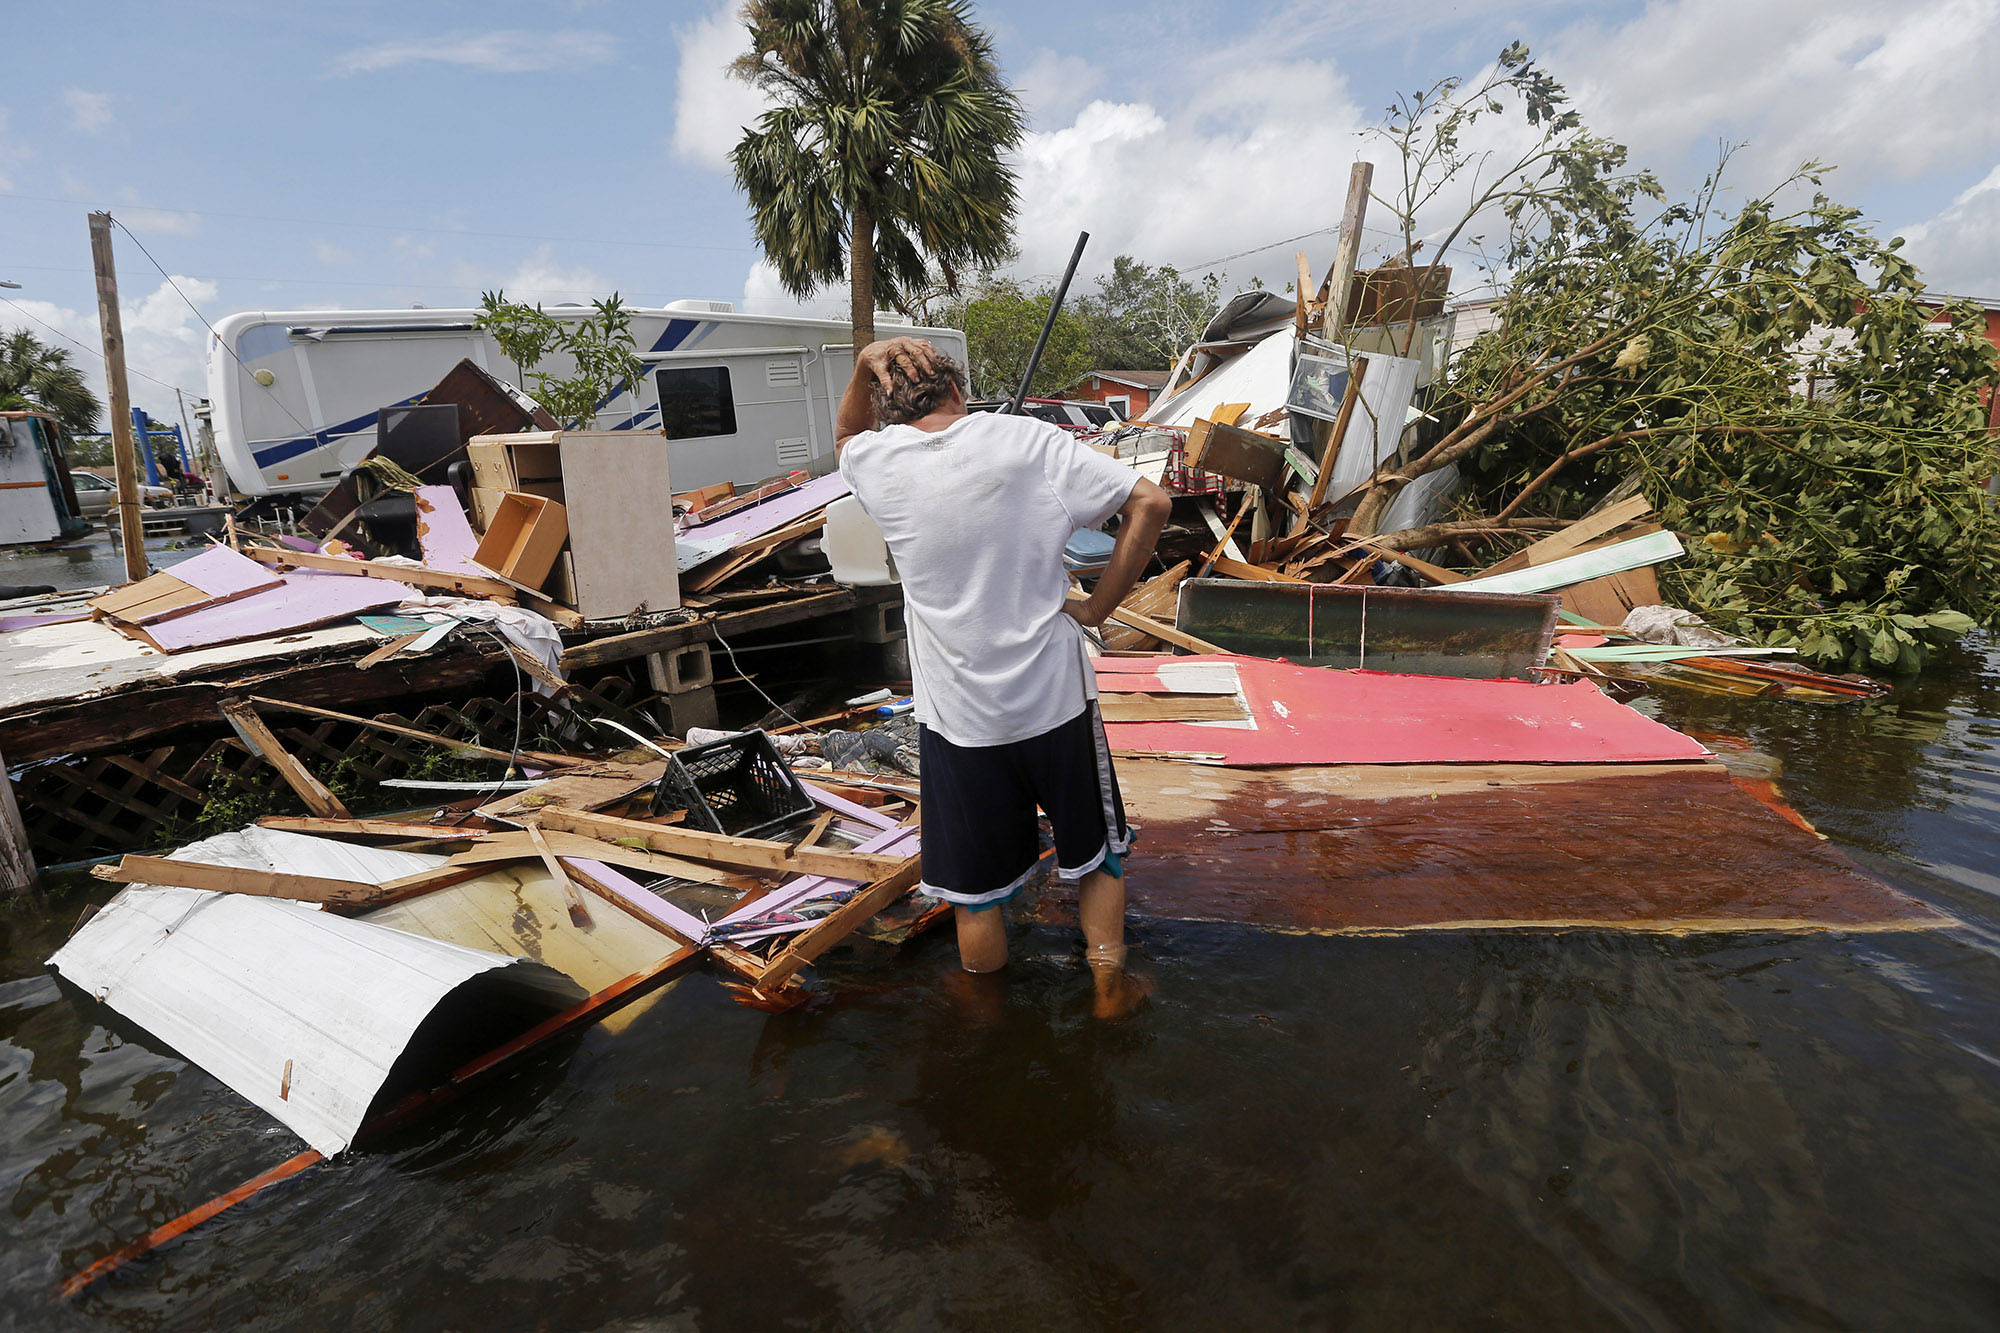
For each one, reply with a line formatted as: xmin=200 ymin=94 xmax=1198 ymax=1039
xmin=1181 ymin=222 xmax=1407 ymax=274
xmin=0 ymin=293 xmax=198 ymax=397
xmin=0 ymin=188 xmax=758 ymax=256
xmin=0 ymin=262 xmax=689 ymax=302
xmin=112 ymin=217 xmax=315 ymax=435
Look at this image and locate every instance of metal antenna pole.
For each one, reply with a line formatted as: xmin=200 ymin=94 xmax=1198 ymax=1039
xmin=1008 ymin=231 xmax=1089 ymax=414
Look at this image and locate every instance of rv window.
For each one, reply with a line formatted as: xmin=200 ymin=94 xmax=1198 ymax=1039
xmin=655 ymin=366 xmax=738 ymax=439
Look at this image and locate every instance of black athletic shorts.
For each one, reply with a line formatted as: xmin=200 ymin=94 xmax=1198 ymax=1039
xmin=917 ymin=702 xmax=1134 ymax=908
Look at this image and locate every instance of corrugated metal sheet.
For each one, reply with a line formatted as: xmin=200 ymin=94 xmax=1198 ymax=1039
xmin=47 ymin=828 xmax=582 ymax=1156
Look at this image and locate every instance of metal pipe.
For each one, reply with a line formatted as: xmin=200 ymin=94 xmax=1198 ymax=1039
xmin=1008 ymin=231 xmax=1089 ymax=414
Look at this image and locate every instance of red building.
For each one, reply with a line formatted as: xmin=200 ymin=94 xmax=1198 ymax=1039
xmin=1063 ymin=370 xmax=1172 ymax=421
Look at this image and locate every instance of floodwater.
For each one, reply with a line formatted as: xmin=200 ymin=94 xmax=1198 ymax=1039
xmin=3 ymin=572 xmax=1999 ymax=1325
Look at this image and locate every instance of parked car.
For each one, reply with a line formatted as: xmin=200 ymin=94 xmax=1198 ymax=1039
xmin=71 ymin=471 xmax=174 ymax=518
xmin=967 ymin=398 xmax=1120 ymax=435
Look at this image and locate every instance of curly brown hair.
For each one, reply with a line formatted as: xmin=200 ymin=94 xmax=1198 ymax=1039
xmin=871 ymin=351 xmax=968 ymax=425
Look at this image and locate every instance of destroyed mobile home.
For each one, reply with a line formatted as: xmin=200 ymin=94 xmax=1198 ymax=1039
xmin=17 ymin=262 xmax=1932 ymax=1297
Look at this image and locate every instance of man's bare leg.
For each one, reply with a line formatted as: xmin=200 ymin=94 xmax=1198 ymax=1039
xmin=953 ymin=903 xmax=1009 ymax=973
xmin=1078 ymin=866 xmax=1149 ymax=1018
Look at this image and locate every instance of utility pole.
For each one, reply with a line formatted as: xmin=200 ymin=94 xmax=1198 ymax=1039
xmin=88 ymin=211 xmax=147 ymax=582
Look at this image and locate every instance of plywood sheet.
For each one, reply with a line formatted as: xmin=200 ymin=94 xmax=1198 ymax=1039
xmin=138 ymin=569 xmax=409 ymax=653
xmin=561 ymin=433 xmax=683 ymax=618
xmin=362 ymin=864 xmax=680 ymax=992
xmin=1061 ymin=759 xmax=1953 ymax=934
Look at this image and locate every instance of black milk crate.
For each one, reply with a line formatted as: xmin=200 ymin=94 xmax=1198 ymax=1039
xmin=649 ymin=730 xmax=814 ymax=839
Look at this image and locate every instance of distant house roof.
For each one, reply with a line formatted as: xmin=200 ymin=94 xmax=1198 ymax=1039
xmin=1082 ymin=370 xmax=1172 ymax=390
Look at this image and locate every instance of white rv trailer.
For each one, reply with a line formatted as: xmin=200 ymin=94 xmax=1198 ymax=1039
xmin=204 ymin=301 xmax=968 ymax=499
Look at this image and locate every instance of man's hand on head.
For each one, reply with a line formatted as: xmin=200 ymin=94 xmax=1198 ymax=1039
xmin=859 ymin=337 xmax=941 ymax=394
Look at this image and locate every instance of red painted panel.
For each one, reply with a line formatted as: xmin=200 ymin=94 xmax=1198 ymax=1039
xmin=1097 ymin=654 xmax=1711 ymax=765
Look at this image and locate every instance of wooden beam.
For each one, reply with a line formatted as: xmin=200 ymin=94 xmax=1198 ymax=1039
xmin=256 ymin=816 xmax=491 ymax=842
xmin=1209 ymin=557 xmax=1304 ymax=583
xmin=93 ymin=854 xmax=374 ymax=907
xmin=754 ymin=854 xmax=925 ymax=993
xmin=1103 ymin=604 xmax=1224 ymax=655
xmin=525 ymin=820 xmax=593 ymax=926
xmin=340 ymin=863 xmax=495 ymax=914
xmin=0 ymin=742 xmax=34 ymax=895
xmin=1294 ymin=250 xmax=1314 ymax=337
xmin=244 ymin=546 xmax=519 ymax=601
xmin=448 ymin=828 xmax=765 ymax=890
xmin=243 ymin=695 xmax=591 ymax=770
xmin=1306 ymin=356 xmax=1368 ymax=513
xmin=536 ymin=806 xmax=908 ymax=881
xmin=1351 ymin=537 xmax=1465 ymax=585
xmin=1315 ymin=161 xmax=1375 ymax=338
xmin=219 ymin=698 xmax=351 ymax=819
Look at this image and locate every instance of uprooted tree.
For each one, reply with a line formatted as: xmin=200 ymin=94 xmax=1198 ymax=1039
xmin=1345 ymin=45 xmax=2000 ymax=673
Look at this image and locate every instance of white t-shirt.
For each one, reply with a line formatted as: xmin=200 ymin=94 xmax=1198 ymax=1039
xmin=839 ymin=412 xmax=1138 ymax=747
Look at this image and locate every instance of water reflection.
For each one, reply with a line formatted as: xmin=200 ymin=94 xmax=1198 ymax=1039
xmin=2 ymin=644 xmax=1999 ymax=1325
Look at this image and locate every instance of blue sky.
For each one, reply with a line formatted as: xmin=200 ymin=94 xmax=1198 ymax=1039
xmin=5 ymin=0 xmax=1998 ymax=424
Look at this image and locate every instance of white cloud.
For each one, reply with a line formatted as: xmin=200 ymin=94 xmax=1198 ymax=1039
xmin=332 ymin=29 xmax=618 ymax=76
xmin=313 ymin=240 xmax=357 ymax=265
xmin=452 ymin=246 xmax=611 ymax=304
xmin=738 ymin=260 xmax=845 ymax=319
xmin=1007 ymin=59 xmax=1372 ymax=288
xmin=1553 ymin=0 xmax=2000 ymax=188
xmin=0 ymin=278 xmax=212 ymax=418
xmin=669 ymin=4 xmax=771 ymax=171
xmin=1898 ymin=162 xmax=2000 ymax=296
xmin=1014 ymin=50 xmax=1103 ymax=130
xmin=62 ymin=89 xmax=114 ymax=134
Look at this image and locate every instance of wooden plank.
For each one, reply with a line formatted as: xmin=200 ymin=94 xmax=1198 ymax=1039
xmin=476 ymin=761 xmax=666 ymax=821
xmin=93 ymin=854 xmax=373 ymax=906
xmin=1479 ymin=495 xmax=1654 ymax=576
xmin=1209 ymin=557 xmax=1304 ymax=583
xmin=754 ymin=854 xmax=925 ymax=992
xmin=255 ymin=816 xmax=490 ymax=842
xmin=1316 ymin=161 xmax=1374 ymax=338
xmin=0 ymin=743 xmax=33 ymax=894
xmin=1307 ymin=356 xmax=1368 ymax=513
xmin=537 ymin=806 xmax=907 ymax=881
xmin=1098 ymin=694 xmax=1250 ymax=724
xmin=356 ymin=631 xmax=426 ymax=670
xmin=1197 ymin=499 xmax=1249 ymax=572
xmin=1352 ymin=537 xmax=1465 ymax=584
xmin=244 ymin=546 xmax=519 ymax=601
xmin=1294 ymin=251 xmax=1313 ymax=336
xmin=219 ymin=698 xmax=350 ymax=819
xmin=1105 ymin=604 xmax=1224 ymax=655
xmin=242 ymin=695 xmax=592 ymax=770
xmin=448 ymin=829 xmax=764 ymax=890
xmin=525 ymin=820 xmax=593 ymax=927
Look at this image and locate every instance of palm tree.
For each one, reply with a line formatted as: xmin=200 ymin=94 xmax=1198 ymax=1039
xmin=730 ymin=0 xmax=1025 ymax=351
xmin=0 ymin=329 xmax=101 ymax=437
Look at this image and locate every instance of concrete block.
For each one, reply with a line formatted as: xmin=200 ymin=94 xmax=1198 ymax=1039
xmin=851 ymin=599 xmax=907 ymax=645
xmin=646 ymin=642 xmax=714 ymax=694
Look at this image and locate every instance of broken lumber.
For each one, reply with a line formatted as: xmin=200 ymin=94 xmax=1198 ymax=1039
xmin=448 ymin=829 xmax=763 ymax=891
xmin=753 ymin=853 xmax=926 ymax=993
xmin=243 ymin=696 xmax=592 ymax=770
xmin=525 ymin=820 xmax=593 ymax=927
xmin=536 ymin=807 xmax=907 ymax=881
xmin=94 ymin=855 xmax=373 ymax=907
xmin=244 ymin=545 xmax=519 ymax=601
xmin=218 ymin=698 xmax=351 ymax=819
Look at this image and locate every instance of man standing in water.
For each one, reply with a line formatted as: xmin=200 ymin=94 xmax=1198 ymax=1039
xmin=836 ymin=338 xmax=1171 ymax=1014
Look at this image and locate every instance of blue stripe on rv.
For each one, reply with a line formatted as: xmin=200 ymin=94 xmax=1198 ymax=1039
xmin=251 ymin=396 xmax=421 ymax=467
